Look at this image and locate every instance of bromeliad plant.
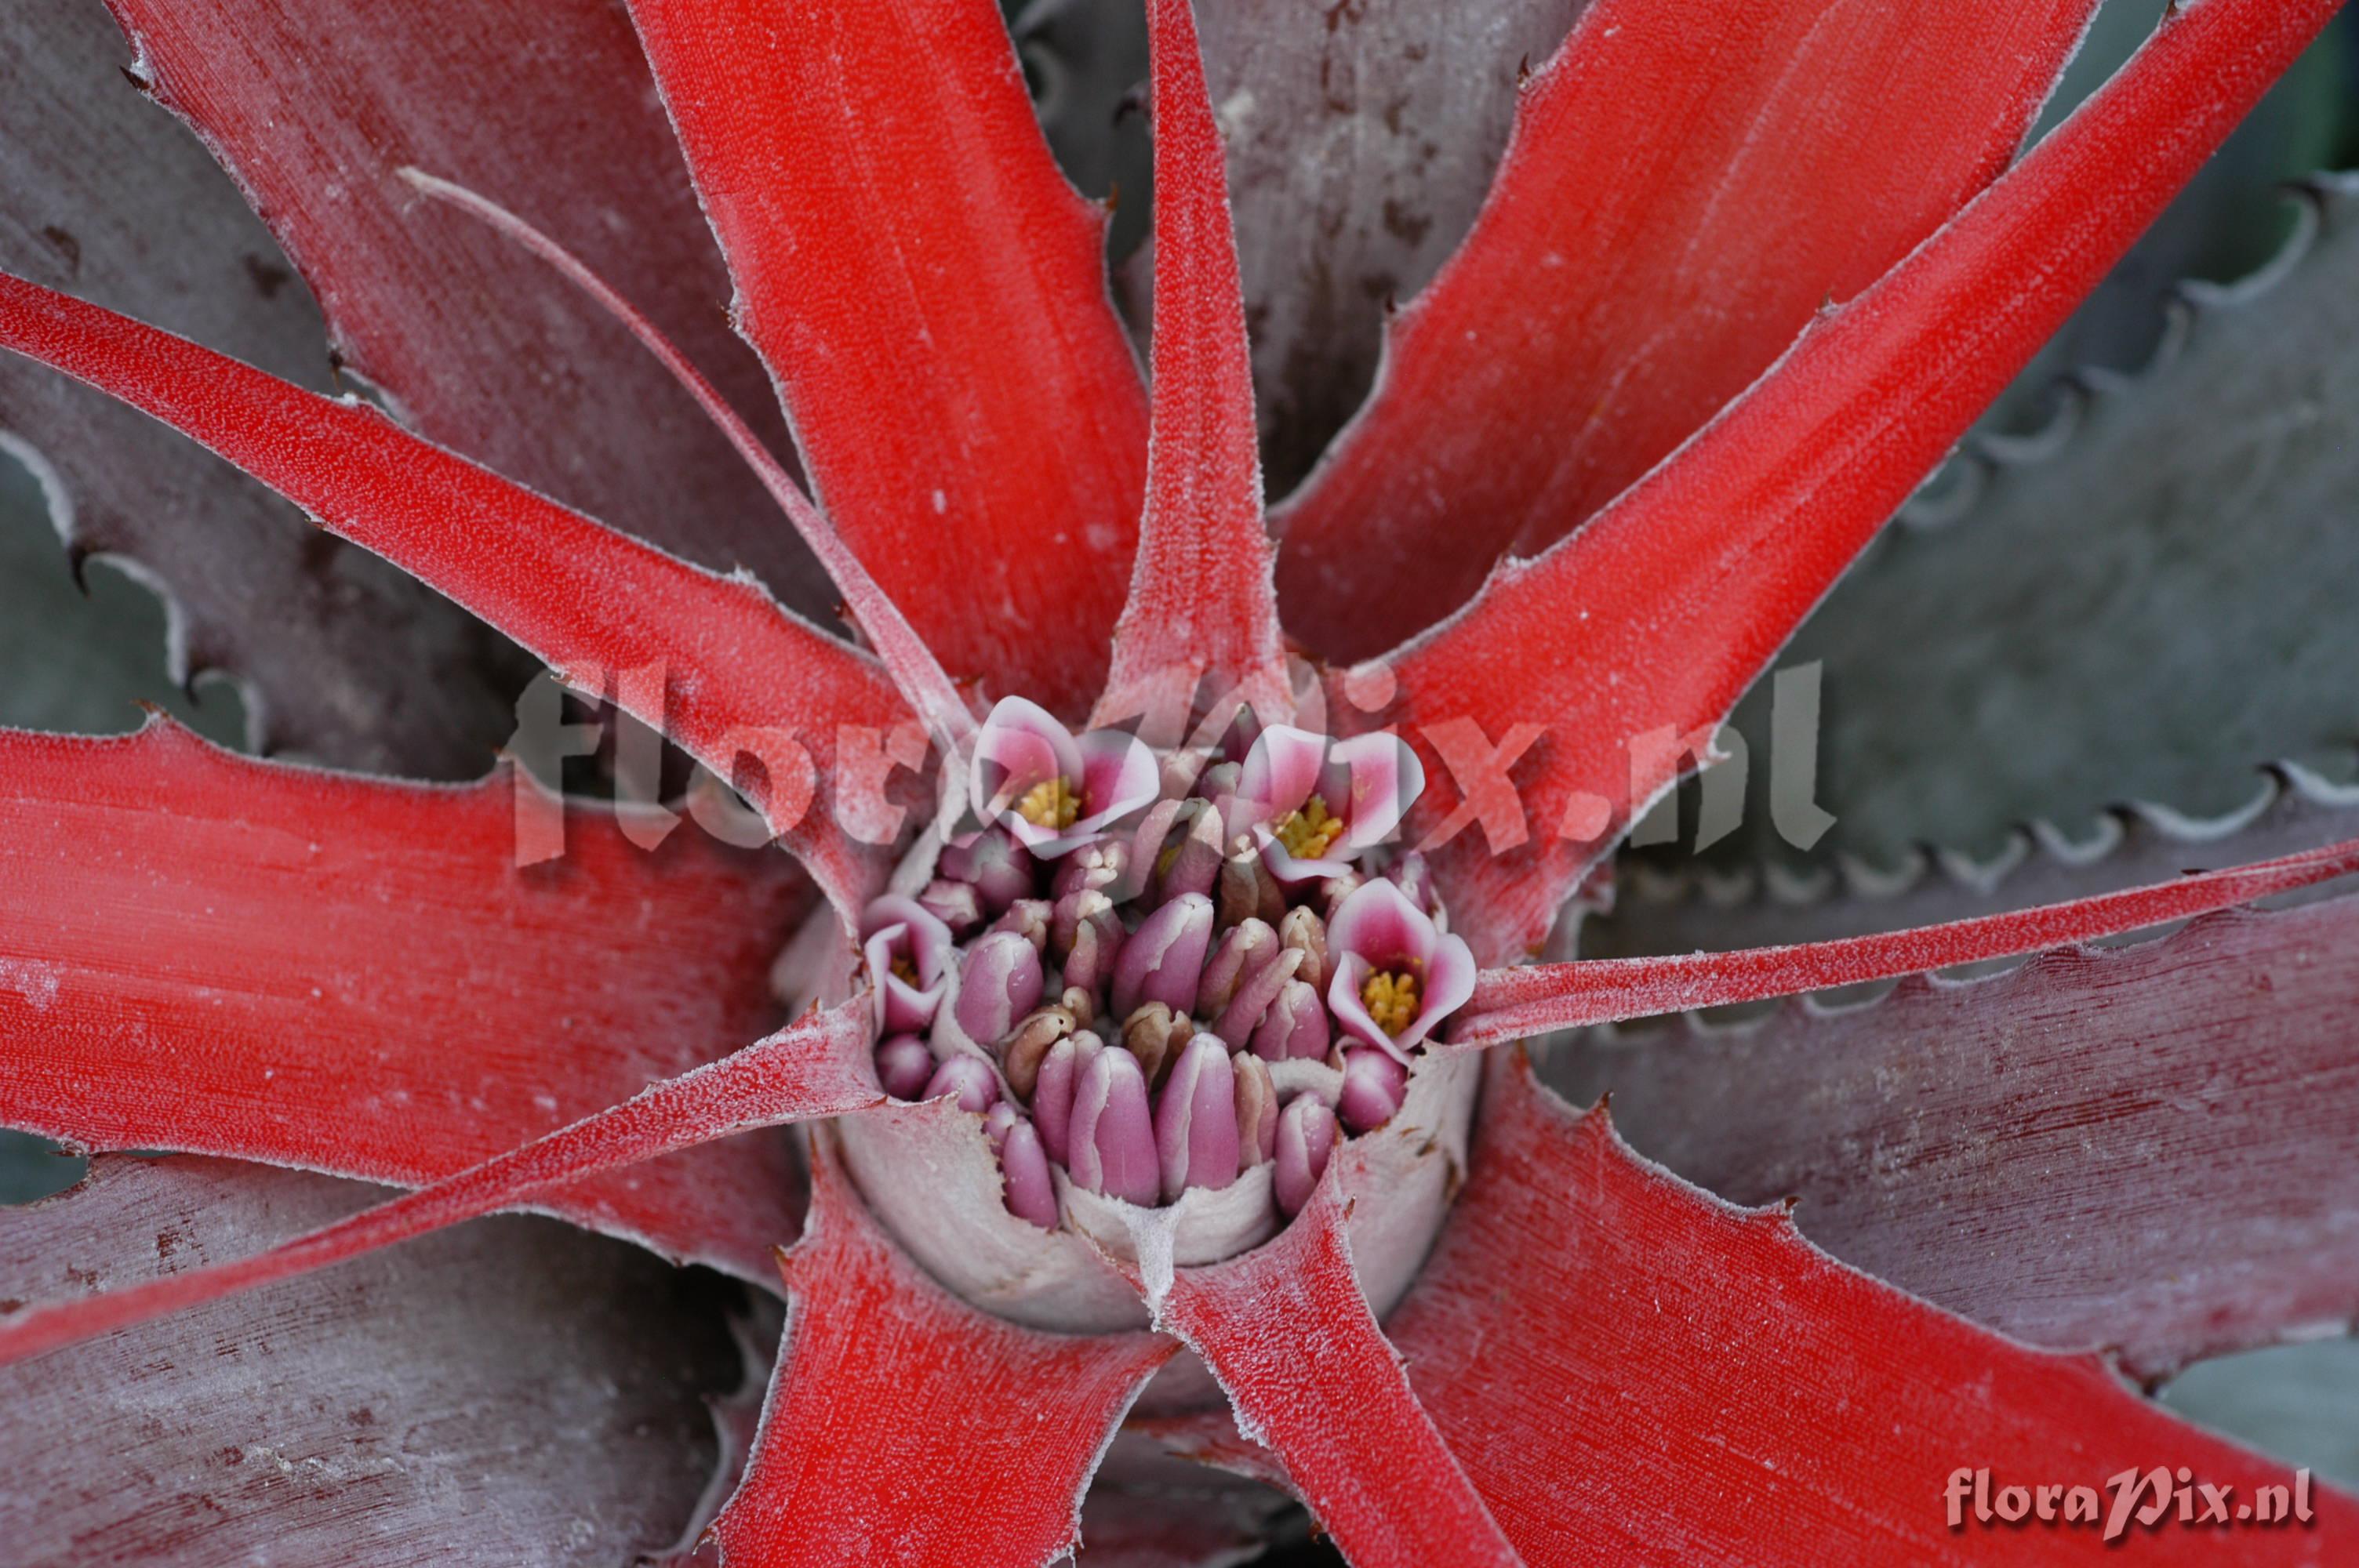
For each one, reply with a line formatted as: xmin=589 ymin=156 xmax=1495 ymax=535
xmin=1 ymin=0 xmax=2356 ymax=1563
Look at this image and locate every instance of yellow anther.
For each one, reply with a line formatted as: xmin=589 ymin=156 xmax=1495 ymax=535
xmin=1360 ymin=967 xmax=1420 ymax=1036
xmin=890 ymin=956 xmax=921 ymax=986
xmin=1274 ymin=793 xmax=1348 ymax=860
xmin=1016 ymin=776 xmax=1081 ymax=830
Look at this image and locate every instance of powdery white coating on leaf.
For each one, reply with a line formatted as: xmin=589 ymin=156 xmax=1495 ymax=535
xmin=1272 ymin=0 xmax=2102 ymax=661
xmin=1595 ymin=757 xmax=2359 ymax=956
xmin=100 ymin=0 xmax=841 ymax=625
xmin=1553 ymin=895 xmax=2359 ymax=1381
xmin=0 ymin=2 xmax=517 ymax=775
xmin=1380 ymin=1054 xmax=2359 ymax=1563
xmin=624 ymin=0 xmax=1150 ymax=719
xmin=0 ymin=269 xmax=914 ymax=921
xmin=710 ymin=1136 xmax=1173 ymax=1568
xmin=1361 ymin=0 xmax=2344 ymax=968
xmin=0 ymin=720 xmax=808 ymax=1282
xmin=0 ymin=1155 xmax=740 ymax=1568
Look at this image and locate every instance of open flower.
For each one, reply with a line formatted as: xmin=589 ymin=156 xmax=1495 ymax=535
xmin=1325 ymin=880 xmax=1478 ymax=1059
xmin=969 ymin=696 xmax=1158 ymax=859
xmin=1237 ymin=724 xmax=1425 ymax=884
xmin=0 ymin=0 xmax=2352 ymax=1564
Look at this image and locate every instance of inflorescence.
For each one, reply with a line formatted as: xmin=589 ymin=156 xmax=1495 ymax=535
xmin=860 ymin=698 xmax=1474 ymax=1232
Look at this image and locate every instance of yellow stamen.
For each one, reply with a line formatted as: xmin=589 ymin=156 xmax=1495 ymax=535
xmin=1016 ymin=775 xmax=1081 ymax=829
xmin=1361 ymin=967 xmax=1420 ymax=1036
xmin=1274 ymin=793 xmax=1348 ymax=860
xmin=890 ymin=956 xmax=920 ymax=987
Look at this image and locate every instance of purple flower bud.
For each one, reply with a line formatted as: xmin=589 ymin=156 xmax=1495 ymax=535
xmin=1111 ymin=892 xmax=1214 ymax=1018
xmin=1157 ymin=801 xmax=1223 ymax=904
xmin=1274 ymin=1097 xmax=1339 ymax=1218
xmin=954 ymin=931 xmax=1045 ymax=1045
xmin=874 ymin=1033 xmax=935 ymax=1100
xmin=1233 ymin=1051 xmax=1280 ymax=1167
xmin=1068 ymin=1046 xmax=1160 ymax=1206
xmin=1058 ymin=901 xmax=1121 ymax=998
xmin=984 ymin=1101 xmax=1020 ymax=1145
xmin=860 ymin=895 xmax=954 ymax=1032
xmin=1052 ymin=840 xmax=1130 ymax=900
xmin=1214 ymin=946 xmax=1303 ymax=1044
xmin=988 ymin=897 xmax=1052 ymax=953
xmin=1031 ymin=1032 xmax=1100 ymax=1165
xmin=1198 ymin=917 xmax=1278 ymax=1016
xmin=939 ymin=828 xmax=1037 ymax=913
xmin=921 ymin=1054 xmax=1000 ymax=1114
xmin=1277 ymin=905 xmax=1329 ymax=991
xmin=1249 ymin=976 xmax=1332 ymax=1062
xmin=998 ymin=1118 xmax=1060 ymax=1229
xmin=916 ymin=877 xmax=986 ymax=936
xmin=1336 ymin=1047 xmax=1408 ymax=1132
xmin=1156 ymin=1033 xmax=1241 ymax=1200
xmin=1216 ymin=849 xmax=1284 ymax=929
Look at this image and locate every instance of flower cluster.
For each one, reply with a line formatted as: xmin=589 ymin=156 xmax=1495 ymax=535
xmin=862 ymin=698 xmax=1474 ymax=1230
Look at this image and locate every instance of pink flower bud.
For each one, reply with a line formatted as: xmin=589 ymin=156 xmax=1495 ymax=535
xmin=1233 ymin=1052 xmax=1280 ymax=1166
xmin=1274 ymin=1097 xmax=1339 ymax=1218
xmin=938 ymin=828 xmax=1037 ymax=913
xmin=1197 ymin=917 xmax=1278 ymax=1015
xmin=954 ymin=931 xmax=1045 ymax=1045
xmin=1052 ymin=840 xmax=1131 ymax=900
xmin=987 ymin=898 xmax=1051 ymax=953
xmin=874 ymin=1033 xmax=935 ymax=1100
xmin=921 ymin=1054 xmax=1000 ymax=1114
xmin=998 ymin=1118 xmax=1060 ymax=1229
xmin=1155 ymin=1033 xmax=1241 ymax=1200
xmin=1277 ymin=904 xmax=1329 ymax=991
xmin=1031 ymin=1032 xmax=1100 ymax=1165
xmin=1337 ymin=1047 xmax=1408 ymax=1132
xmin=1111 ymin=892 xmax=1214 ymax=1018
xmin=1157 ymin=800 xmax=1224 ymax=903
xmin=1068 ymin=1046 xmax=1159 ymax=1206
xmin=1249 ymin=977 xmax=1331 ymax=1062
xmin=983 ymin=1101 xmax=1022 ymax=1147
xmin=916 ymin=877 xmax=986 ymax=936
xmin=1214 ymin=946 xmax=1303 ymax=1044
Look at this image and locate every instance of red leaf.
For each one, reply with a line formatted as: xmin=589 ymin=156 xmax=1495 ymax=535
xmin=0 ymin=1156 xmax=741 ymax=1566
xmin=1273 ymin=0 xmax=2099 ymax=660
xmin=1151 ymin=1176 xmax=1521 ymax=1568
xmin=1558 ymin=896 xmax=2359 ymax=1382
xmin=0 ymin=720 xmax=807 ymax=1279
xmin=1453 ymin=836 xmax=2359 ymax=1040
xmin=1096 ymin=0 xmax=1288 ymax=735
xmin=1365 ymin=0 xmax=2343 ymax=965
xmin=624 ymin=0 xmax=1149 ymax=719
xmin=0 ymin=996 xmax=878 ymax=1367
xmin=709 ymin=1135 xmax=1175 ymax=1566
xmin=1386 ymin=1057 xmax=2357 ymax=1564
xmin=100 ymin=0 xmax=834 ymax=617
xmin=0 ymin=269 xmax=912 ymax=917
xmin=0 ymin=2 xmax=513 ymax=775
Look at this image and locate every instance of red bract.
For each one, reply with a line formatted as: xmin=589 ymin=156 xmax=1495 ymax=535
xmin=0 ymin=0 xmax=2353 ymax=1563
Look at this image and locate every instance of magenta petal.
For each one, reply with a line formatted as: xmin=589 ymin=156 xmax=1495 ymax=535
xmin=861 ymin=895 xmax=954 ymax=1033
xmin=874 ymin=1034 xmax=936 ymax=1101
xmin=998 ymin=1120 xmax=1060 ymax=1229
xmin=1156 ymin=1033 xmax=1241 ymax=1200
xmin=1274 ymin=1097 xmax=1339 ymax=1218
xmin=1069 ymin=1047 xmax=1159 ymax=1205
xmin=1072 ymin=728 xmax=1161 ymax=837
xmin=922 ymin=1055 xmax=1000 ymax=1114
xmin=1112 ymin=892 xmax=1216 ymax=1018
xmin=1326 ymin=731 xmax=1423 ymax=851
xmin=1407 ymin=931 xmax=1479 ymax=1046
xmin=1337 ymin=1047 xmax=1409 ymax=1133
xmin=1234 ymin=723 xmax=1327 ymax=834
